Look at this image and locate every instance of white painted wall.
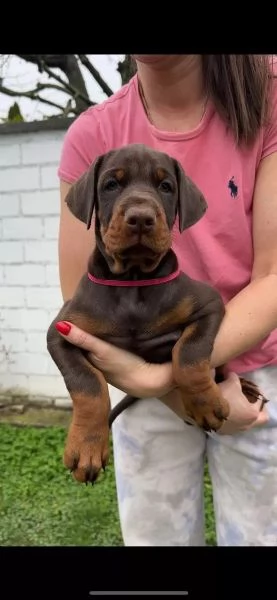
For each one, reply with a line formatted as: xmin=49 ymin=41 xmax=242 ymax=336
xmin=0 ymin=122 xmax=71 ymax=404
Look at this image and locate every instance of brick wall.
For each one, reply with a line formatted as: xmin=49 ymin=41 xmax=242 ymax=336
xmin=0 ymin=119 xmax=74 ymax=406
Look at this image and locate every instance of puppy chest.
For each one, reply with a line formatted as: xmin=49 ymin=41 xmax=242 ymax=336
xmin=91 ymin=287 xmax=162 ymax=339
xmin=110 ymin=295 xmax=151 ymax=337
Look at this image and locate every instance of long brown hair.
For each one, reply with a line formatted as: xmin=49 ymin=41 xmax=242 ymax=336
xmin=202 ymin=55 xmax=275 ymax=145
xmin=131 ymin=55 xmax=276 ymax=146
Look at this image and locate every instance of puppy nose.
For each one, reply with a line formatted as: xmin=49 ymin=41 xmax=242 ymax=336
xmin=125 ymin=207 xmax=156 ymax=233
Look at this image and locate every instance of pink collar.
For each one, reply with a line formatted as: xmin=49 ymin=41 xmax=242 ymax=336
xmin=87 ymin=265 xmax=181 ymax=287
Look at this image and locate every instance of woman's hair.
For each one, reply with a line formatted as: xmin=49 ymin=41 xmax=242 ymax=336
xmin=202 ymin=55 xmax=275 ymax=146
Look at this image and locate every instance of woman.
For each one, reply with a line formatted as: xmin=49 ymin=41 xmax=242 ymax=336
xmin=56 ymin=55 xmax=277 ymax=546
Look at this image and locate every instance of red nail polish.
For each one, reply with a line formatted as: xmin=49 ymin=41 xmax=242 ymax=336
xmin=55 ymin=321 xmax=71 ymax=335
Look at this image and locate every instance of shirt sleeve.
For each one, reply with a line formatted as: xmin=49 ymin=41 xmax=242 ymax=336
xmin=57 ymin=109 xmax=106 ymax=183
xmin=261 ymin=64 xmax=277 ymax=160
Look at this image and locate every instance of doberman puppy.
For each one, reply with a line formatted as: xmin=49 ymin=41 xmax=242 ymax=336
xmin=47 ymin=143 xmax=265 ymax=484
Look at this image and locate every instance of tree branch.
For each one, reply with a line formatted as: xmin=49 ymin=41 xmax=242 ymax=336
xmin=78 ymin=54 xmax=114 ymax=97
xmin=3 ymin=54 xmax=118 ymax=118
xmin=17 ymin=54 xmax=91 ymax=114
xmin=17 ymin=54 xmax=68 ymax=71
xmin=39 ymin=60 xmax=93 ymax=107
xmin=0 ymin=83 xmax=79 ymax=115
xmin=35 ymin=82 xmax=75 ymax=95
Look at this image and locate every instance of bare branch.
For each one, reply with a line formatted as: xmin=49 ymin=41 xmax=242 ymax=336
xmin=35 ymin=82 xmax=75 ymax=95
xmin=1 ymin=54 xmax=118 ymax=119
xmin=78 ymin=54 xmax=114 ymax=97
xmin=17 ymin=54 xmax=91 ymax=114
xmin=17 ymin=54 xmax=68 ymax=71
xmin=0 ymin=83 xmax=79 ymax=115
xmin=39 ymin=60 xmax=93 ymax=107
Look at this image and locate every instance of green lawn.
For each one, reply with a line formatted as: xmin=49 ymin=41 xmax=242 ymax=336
xmin=0 ymin=423 xmax=216 ymax=546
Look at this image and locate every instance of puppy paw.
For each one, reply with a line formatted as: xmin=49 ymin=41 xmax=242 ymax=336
xmin=64 ymin=420 xmax=109 ymax=484
xmin=180 ymin=382 xmax=230 ymax=431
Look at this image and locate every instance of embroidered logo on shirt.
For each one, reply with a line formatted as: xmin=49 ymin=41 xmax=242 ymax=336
xmin=228 ymin=176 xmax=238 ymax=198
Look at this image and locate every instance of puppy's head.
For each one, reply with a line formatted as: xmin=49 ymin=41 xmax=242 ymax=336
xmin=66 ymin=144 xmax=207 ymax=274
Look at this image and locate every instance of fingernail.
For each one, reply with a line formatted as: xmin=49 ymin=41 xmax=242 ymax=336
xmin=55 ymin=321 xmax=71 ymax=335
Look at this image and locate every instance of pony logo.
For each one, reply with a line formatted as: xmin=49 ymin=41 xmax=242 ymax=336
xmin=228 ymin=176 xmax=238 ymax=198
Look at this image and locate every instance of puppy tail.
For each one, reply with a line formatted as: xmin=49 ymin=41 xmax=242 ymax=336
xmin=108 ymin=394 xmax=140 ymax=428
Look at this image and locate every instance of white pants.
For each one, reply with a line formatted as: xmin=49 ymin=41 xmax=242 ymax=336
xmin=109 ymin=365 xmax=277 ymax=546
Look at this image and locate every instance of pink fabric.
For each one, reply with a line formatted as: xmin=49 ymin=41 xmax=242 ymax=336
xmin=87 ymin=264 xmax=181 ymax=287
xmin=58 ymin=72 xmax=277 ymax=374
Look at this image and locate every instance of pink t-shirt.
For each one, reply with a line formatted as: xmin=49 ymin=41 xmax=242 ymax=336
xmin=58 ymin=73 xmax=277 ymax=374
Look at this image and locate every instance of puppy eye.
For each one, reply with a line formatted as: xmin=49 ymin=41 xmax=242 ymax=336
xmin=104 ymin=178 xmax=119 ymax=191
xmin=159 ymin=180 xmax=173 ymax=193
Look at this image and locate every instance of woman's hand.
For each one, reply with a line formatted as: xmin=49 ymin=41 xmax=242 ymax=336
xmin=215 ymin=372 xmax=269 ymax=434
xmin=55 ymin=321 xmax=175 ymax=398
xmin=161 ymin=372 xmax=269 ymax=434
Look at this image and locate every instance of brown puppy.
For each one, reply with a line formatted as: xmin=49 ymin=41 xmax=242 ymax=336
xmin=47 ymin=143 xmax=265 ymax=484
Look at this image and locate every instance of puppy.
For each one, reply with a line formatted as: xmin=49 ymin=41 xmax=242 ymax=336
xmin=47 ymin=143 xmax=265 ymax=484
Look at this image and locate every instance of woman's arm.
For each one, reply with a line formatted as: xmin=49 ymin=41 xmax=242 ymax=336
xmin=58 ymin=180 xmax=96 ymax=301
xmin=210 ymin=152 xmax=277 ymax=368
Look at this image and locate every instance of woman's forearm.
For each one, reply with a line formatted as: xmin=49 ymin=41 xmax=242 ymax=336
xmin=210 ymin=274 xmax=277 ymax=368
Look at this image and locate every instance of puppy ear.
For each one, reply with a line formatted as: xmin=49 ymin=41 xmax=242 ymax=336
xmin=65 ymin=154 xmax=104 ymax=230
xmin=174 ymin=159 xmax=208 ymax=233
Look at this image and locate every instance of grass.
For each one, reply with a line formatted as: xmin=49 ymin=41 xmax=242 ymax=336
xmin=0 ymin=423 xmax=216 ymax=546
